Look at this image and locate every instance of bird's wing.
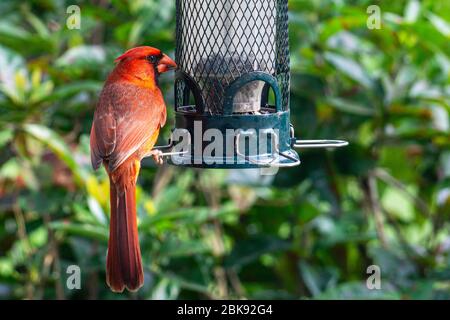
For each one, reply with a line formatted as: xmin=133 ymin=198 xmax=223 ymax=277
xmin=90 ymin=81 xmax=166 ymax=172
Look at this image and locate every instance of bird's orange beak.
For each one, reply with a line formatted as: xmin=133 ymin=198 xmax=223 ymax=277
xmin=157 ymin=54 xmax=177 ymax=74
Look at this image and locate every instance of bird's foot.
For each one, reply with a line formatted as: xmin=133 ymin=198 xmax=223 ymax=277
xmin=149 ymin=149 xmax=164 ymax=165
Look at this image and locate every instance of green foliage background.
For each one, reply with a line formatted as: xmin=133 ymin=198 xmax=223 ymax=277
xmin=0 ymin=0 xmax=449 ymax=299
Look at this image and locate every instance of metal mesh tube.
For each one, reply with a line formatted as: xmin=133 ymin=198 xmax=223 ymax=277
xmin=176 ymin=0 xmax=290 ymax=114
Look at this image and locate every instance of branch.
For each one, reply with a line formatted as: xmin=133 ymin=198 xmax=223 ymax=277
xmin=367 ymin=173 xmax=388 ymax=248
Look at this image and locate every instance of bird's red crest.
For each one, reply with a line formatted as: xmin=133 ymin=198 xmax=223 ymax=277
xmin=114 ymin=46 xmax=162 ymax=63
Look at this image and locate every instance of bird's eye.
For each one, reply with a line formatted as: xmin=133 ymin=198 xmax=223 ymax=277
xmin=147 ymin=55 xmax=158 ymax=64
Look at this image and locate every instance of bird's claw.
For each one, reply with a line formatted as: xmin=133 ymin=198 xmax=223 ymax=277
xmin=151 ymin=150 xmax=164 ymax=165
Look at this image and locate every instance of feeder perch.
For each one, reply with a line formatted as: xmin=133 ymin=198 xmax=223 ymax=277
xmin=155 ymin=0 xmax=348 ymax=168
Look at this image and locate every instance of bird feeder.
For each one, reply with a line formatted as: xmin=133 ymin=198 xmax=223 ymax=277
xmin=157 ymin=0 xmax=348 ymax=168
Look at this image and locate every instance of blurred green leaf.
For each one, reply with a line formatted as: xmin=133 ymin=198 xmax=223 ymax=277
xmin=0 ymin=128 xmax=13 ymax=148
xmin=316 ymin=282 xmax=402 ymax=300
xmin=426 ymin=12 xmax=450 ymax=37
xmin=225 ymin=236 xmax=291 ymax=269
xmin=404 ymin=0 xmax=421 ymax=23
xmin=324 ymin=52 xmax=374 ymax=89
xmin=22 ymin=124 xmax=88 ymax=185
xmin=50 ymin=222 xmax=108 ymax=243
xmin=325 ymin=97 xmax=376 ymax=116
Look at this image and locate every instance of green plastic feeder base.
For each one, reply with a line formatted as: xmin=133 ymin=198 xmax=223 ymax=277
xmin=166 ymin=108 xmax=300 ymax=169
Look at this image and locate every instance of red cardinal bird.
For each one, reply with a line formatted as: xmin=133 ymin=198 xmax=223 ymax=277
xmin=90 ymin=46 xmax=177 ymax=292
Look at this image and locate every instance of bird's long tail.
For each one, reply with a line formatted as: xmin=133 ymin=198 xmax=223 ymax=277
xmin=106 ymin=160 xmax=144 ymax=293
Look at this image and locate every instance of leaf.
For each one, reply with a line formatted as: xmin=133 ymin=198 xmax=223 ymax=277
xmin=23 ymin=9 xmax=50 ymax=38
xmin=55 ymin=45 xmax=106 ymax=68
xmin=324 ymin=52 xmax=373 ymax=88
xmin=316 ymin=282 xmax=401 ymax=300
xmin=325 ymin=97 xmax=375 ymax=116
xmin=151 ymin=278 xmax=180 ymax=300
xmin=22 ymin=124 xmax=88 ymax=186
xmin=299 ymin=262 xmax=322 ymax=296
xmin=404 ymin=0 xmax=421 ymax=23
xmin=381 ymin=186 xmax=415 ymax=222
xmin=87 ymin=196 xmax=107 ymax=225
xmin=370 ymin=248 xmax=418 ymax=285
xmin=29 ymin=80 xmax=54 ymax=104
xmin=140 ymin=202 xmax=238 ymax=230
xmin=0 ymin=158 xmax=20 ymax=179
xmin=159 ymin=238 xmax=209 ymax=257
xmin=319 ymin=14 xmax=368 ymax=41
xmin=86 ymin=175 xmax=110 ymax=210
xmin=0 ymin=128 xmax=13 ymax=148
xmin=154 ymin=270 xmax=211 ymax=296
xmin=225 ymin=236 xmax=291 ymax=269
xmin=44 ymin=81 xmax=102 ymax=102
xmin=0 ymin=20 xmax=53 ymax=54
xmin=312 ymin=215 xmax=376 ymax=246
xmin=426 ymin=12 xmax=450 ymax=37
xmin=0 ymin=21 xmax=30 ymax=42
xmin=50 ymin=222 xmax=108 ymax=243
xmin=0 ymin=45 xmax=27 ymax=104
